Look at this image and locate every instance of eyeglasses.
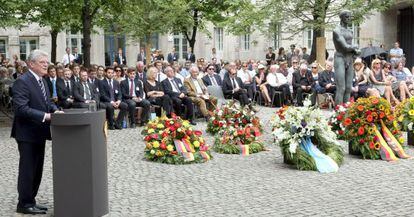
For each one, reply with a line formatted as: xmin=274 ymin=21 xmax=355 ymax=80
xmin=207 ymin=68 xmax=215 ymax=70
xmin=292 ymin=62 xmax=298 ymax=64
xmin=312 ymin=67 xmax=317 ymax=69
xmin=115 ymin=69 xmax=122 ymax=72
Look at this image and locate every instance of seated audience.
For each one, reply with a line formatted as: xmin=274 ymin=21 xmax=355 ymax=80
xmin=56 ymin=68 xmax=75 ymax=109
xmin=144 ymin=66 xmax=173 ymax=117
xmin=222 ymin=68 xmax=254 ymax=109
xmin=369 ymin=59 xmax=399 ymax=105
xmin=202 ymin=64 xmax=222 ymax=87
xmin=292 ymin=63 xmax=316 ymax=106
xmin=391 ymin=61 xmax=412 ymax=101
xmin=318 ymin=61 xmax=336 ymax=94
xmin=237 ymin=62 xmax=255 ymax=100
xmin=73 ymin=68 xmax=99 ymax=108
xmin=254 ymin=64 xmax=271 ymax=106
xmin=266 ymin=64 xmax=291 ymax=106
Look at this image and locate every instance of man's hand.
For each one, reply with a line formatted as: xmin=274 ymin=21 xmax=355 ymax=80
xmin=301 ymin=85 xmax=307 ymax=90
xmin=179 ymin=93 xmax=185 ymax=98
xmin=326 ymin=84 xmax=332 ymax=89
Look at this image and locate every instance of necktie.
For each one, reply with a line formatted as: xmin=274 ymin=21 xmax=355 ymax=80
xmin=211 ymin=76 xmax=218 ymax=86
xmin=52 ymin=79 xmax=57 ymax=97
xmin=109 ymin=79 xmax=114 ymax=101
xmin=231 ymin=78 xmax=236 ymax=89
xmin=83 ymin=83 xmax=91 ymax=100
xmin=172 ymin=79 xmax=180 ymax=92
xmin=157 ymin=73 xmax=161 ymax=82
xmin=130 ymin=79 xmax=134 ymax=96
xmin=38 ymin=79 xmax=47 ymax=102
xmin=66 ymin=81 xmax=71 ymax=92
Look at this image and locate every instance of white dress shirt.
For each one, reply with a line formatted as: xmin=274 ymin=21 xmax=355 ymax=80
xmin=267 ymin=72 xmax=288 ymax=87
xmin=62 ymin=53 xmax=75 ymax=65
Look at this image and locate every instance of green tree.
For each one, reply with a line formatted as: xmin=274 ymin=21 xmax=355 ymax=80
xmin=0 ymin=1 xmax=29 ymax=28
xmin=171 ymin=0 xmax=254 ymax=52
xmin=263 ymin=0 xmax=394 ymax=63
xmin=116 ymin=0 xmax=178 ymax=65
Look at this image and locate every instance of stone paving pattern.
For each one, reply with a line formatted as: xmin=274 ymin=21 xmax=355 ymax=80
xmin=1 ymin=106 xmax=414 ymax=216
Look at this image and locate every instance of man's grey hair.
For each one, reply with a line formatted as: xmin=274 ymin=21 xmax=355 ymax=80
xmin=269 ymin=64 xmax=279 ymax=72
xmin=27 ymin=50 xmax=48 ymax=63
xmin=189 ymin=65 xmax=199 ymax=73
xmin=300 ymin=63 xmax=308 ymax=70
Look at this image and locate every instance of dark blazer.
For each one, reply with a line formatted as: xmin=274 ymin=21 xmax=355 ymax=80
xmin=70 ymin=75 xmax=80 ymax=83
xmin=11 ymin=72 xmax=58 ymax=142
xmin=222 ymin=76 xmax=245 ymax=97
xmin=167 ymin=53 xmax=179 ymax=63
xmin=185 ymin=53 xmax=196 ymax=63
xmin=136 ymin=71 xmax=147 ymax=83
xmin=292 ymin=70 xmax=314 ymax=89
xmin=45 ymin=76 xmax=60 ymax=97
xmin=99 ymin=78 xmax=122 ymax=102
xmin=202 ymin=74 xmax=222 ymax=87
xmin=115 ymin=54 xmax=127 ymax=65
xmin=318 ymin=70 xmax=336 ymax=88
xmin=88 ymin=78 xmax=100 ymax=91
xmin=74 ymin=53 xmax=83 ymax=64
xmin=73 ymin=81 xmax=99 ymax=102
xmin=56 ymin=79 xmax=75 ymax=101
xmin=120 ymin=78 xmax=145 ymax=100
xmin=161 ymin=77 xmax=187 ymax=98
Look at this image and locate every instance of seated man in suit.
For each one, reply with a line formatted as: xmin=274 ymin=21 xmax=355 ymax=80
xmin=45 ymin=65 xmax=59 ymax=104
xmin=292 ymin=63 xmax=316 ymax=106
xmin=73 ymin=68 xmax=99 ymax=108
xmin=318 ymin=61 xmax=336 ymax=94
xmin=99 ymin=67 xmax=128 ymax=130
xmin=202 ymin=64 xmax=222 ymax=87
xmin=222 ymin=68 xmax=254 ymax=110
xmin=121 ymin=67 xmax=151 ymax=128
xmin=161 ymin=66 xmax=196 ymax=125
xmin=184 ymin=66 xmax=217 ymax=121
xmin=56 ymin=68 xmax=75 ymax=109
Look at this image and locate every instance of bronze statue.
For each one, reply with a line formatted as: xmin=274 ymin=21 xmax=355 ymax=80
xmin=333 ymin=10 xmax=360 ymax=104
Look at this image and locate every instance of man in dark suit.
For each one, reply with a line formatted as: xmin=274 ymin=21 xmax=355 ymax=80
xmin=136 ymin=61 xmax=147 ymax=82
xmin=121 ymin=68 xmax=151 ymax=127
xmin=292 ymin=63 xmax=316 ymax=106
xmin=185 ymin=47 xmax=196 ymax=63
xmin=73 ymin=68 xmax=99 ymax=108
xmin=162 ymin=66 xmax=196 ymax=125
xmin=137 ymin=48 xmax=146 ymax=65
xmin=318 ymin=61 xmax=336 ymax=94
xmin=114 ymin=48 xmax=127 ymax=65
xmin=70 ymin=64 xmax=81 ymax=83
xmin=167 ymin=47 xmax=179 ymax=64
xmin=56 ymin=68 xmax=75 ymax=109
xmin=88 ymin=67 xmax=100 ymax=90
xmin=11 ymin=50 xmax=59 ymax=215
xmin=222 ymin=68 xmax=253 ymax=109
xmin=99 ymin=67 xmax=128 ymax=130
xmin=45 ymin=65 xmax=59 ymax=104
xmin=73 ymin=47 xmax=83 ymax=65
xmin=202 ymin=64 xmax=222 ymax=87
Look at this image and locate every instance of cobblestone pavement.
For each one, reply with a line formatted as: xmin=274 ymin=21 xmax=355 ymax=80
xmin=1 ymin=106 xmax=414 ymax=217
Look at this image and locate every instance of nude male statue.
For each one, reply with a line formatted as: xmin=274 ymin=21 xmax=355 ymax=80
xmin=333 ymin=10 xmax=360 ymax=105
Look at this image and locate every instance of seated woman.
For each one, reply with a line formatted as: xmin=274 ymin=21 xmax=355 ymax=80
xmin=391 ymin=61 xmax=412 ymax=101
xmin=254 ymin=64 xmax=271 ymax=106
xmin=352 ymin=58 xmax=379 ymax=98
xmin=369 ymin=59 xmax=399 ymax=105
xmin=143 ymin=66 xmax=173 ymax=117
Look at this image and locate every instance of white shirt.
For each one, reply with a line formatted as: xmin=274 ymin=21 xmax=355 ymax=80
xmin=267 ymin=72 xmax=288 ymax=87
xmin=62 ymin=53 xmax=75 ymax=65
xmin=169 ymin=79 xmax=180 ymax=93
xmin=192 ymin=78 xmax=203 ymax=94
xmin=29 ymin=69 xmax=48 ymax=122
xmin=237 ymin=69 xmax=253 ymax=83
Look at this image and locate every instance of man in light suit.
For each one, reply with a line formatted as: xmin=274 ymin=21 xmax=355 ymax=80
xmin=11 ymin=50 xmax=59 ymax=215
xmin=184 ymin=66 xmax=217 ymax=120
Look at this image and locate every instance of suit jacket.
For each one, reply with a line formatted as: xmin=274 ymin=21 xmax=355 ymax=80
xmin=292 ymin=70 xmax=314 ymax=89
xmin=99 ymin=78 xmax=122 ymax=102
xmin=73 ymin=53 xmax=83 ymax=64
xmin=136 ymin=71 xmax=147 ymax=83
xmin=45 ymin=76 xmax=59 ymax=98
xmin=318 ymin=70 xmax=336 ymax=88
xmin=70 ymin=75 xmax=80 ymax=83
xmin=184 ymin=77 xmax=207 ymax=97
xmin=115 ymin=54 xmax=127 ymax=65
xmin=222 ymin=76 xmax=245 ymax=97
xmin=56 ymin=79 xmax=75 ymax=101
xmin=167 ymin=53 xmax=179 ymax=63
xmin=137 ymin=53 xmax=146 ymax=64
xmin=11 ymin=71 xmax=58 ymax=142
xmin=185 ymin=53 xmax=196 ymax=63
xmin=120 ymin=78 xmax=145 ymax=100
xmin=161 ymin=77 xmax=187 ymax=98
xmin=88 ymin=78 xmax=100 ymax=91
xmin=202 ymin=74 xmax=222 ymax=87
xmin=73 ymin=81 xmax=99 ymax=102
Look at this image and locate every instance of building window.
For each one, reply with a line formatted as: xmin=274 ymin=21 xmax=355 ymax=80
xmin=173 ymin=33 xmax=188 ymax=60
xmin=214 ymin=27 xmax=223 ymax=51
xmin=19 ymin=37 xmax=39 ymax=61
xmin=303 ymin=27 xmax=313 ymax=49
xmin=242 ymin=34 xmax=250 ymax=50
xmin=0 ymin=38 xmax=7 ymax=58
xmin=270 ymin=22 xmax=281 ymax=49
xmin=66 ymin=30 xmax=83 ymax=54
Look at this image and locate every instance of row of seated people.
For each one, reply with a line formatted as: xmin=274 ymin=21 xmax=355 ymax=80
xmin=45 ymin=65 xmax=218 ymax=129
